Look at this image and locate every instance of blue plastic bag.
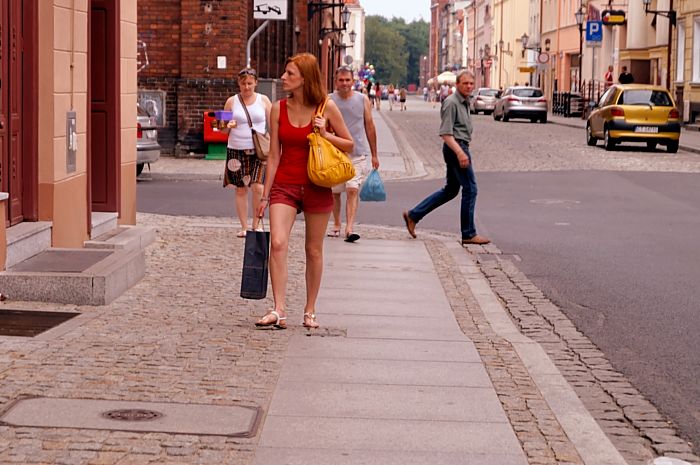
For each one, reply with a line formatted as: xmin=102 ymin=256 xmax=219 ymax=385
xmin=359 ymin=169 xmax=386 ymax=201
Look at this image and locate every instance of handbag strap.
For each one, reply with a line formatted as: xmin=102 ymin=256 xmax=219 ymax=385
xmin=238 ymin=94 xmax=254 ymax=129
xmin=313 ymin=98 xmax=329 ymax=134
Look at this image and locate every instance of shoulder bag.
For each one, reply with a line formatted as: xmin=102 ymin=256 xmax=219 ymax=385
xmin=238 ymin=94 xmax=270 ymax=161
xmin=306 ymin=99 xmax=355 ymax=188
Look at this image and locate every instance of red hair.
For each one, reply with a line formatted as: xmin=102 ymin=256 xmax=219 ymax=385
xmin=285 ymin=53 xmax=326 ymax=107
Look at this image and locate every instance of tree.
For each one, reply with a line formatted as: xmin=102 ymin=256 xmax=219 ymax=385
xmin=363 ymin=16 xmax=429 ymax=87
xmin=364 ymin=16 xmax=407 ymax=86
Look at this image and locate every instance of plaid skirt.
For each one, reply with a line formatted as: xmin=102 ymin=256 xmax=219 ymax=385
xmin=223 ymin=148 xmax=265 ymax=188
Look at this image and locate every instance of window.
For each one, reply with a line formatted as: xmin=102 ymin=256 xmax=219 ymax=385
xmin=618 ymin=90 xmax=673 ymax=107
xmin=677 ymin=20 xmax=685 ymax=82
xmin=693 ymin=18 xmax=700 ymax=82
xmin=513 ymin=88 xmax=543 ymax=97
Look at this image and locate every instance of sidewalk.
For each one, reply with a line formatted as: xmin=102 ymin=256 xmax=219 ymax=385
xmin=548 ymin=113 xmax=700 ymax=154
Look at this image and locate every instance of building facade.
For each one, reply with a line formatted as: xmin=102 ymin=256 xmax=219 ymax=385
xmin=0 ymin=0 xmax=137 ymax=269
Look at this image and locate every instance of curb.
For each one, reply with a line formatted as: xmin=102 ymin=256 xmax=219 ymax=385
xmin=445 ymin=241 xmax=630 ymax=465
xmin=377 ymin=111 xmax=429 ymax=182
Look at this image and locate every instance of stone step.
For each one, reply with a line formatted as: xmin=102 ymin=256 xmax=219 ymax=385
xmin=0 ymin=247 xmax=146 ymax=306
xmin=84 ymin=225 xmax=156 ymax=252
xmin=91 ymin=212 xmax=119 ymax=239
xmin=5 ymin=221 xmax=52 ymax=269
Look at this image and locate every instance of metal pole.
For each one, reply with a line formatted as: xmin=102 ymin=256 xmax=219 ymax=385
xmin=666 ymin=0 xmax=674 ymax=90
xmin=246 ymin=20 xmax=270 ymax=68
xmin=578 ymin=24 xmax=583 ymax=93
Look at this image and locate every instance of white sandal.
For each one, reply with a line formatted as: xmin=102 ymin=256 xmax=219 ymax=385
xmin=303 ymin=312 xmax=319 ymax=329
xmin=255 ymin=310 xmax=287 ymax=329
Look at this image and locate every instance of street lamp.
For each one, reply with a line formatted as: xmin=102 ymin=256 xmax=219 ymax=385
xmin=520 ymin=32 xmax=541 ymax=57
xmin=575 ymin=5 xmax=586 ymax=93
xmin=642 ymin=0 xmax=675 ymax=89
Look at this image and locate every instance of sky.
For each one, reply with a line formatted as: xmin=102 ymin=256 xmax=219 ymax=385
xmin=362 ymin=0 xmax=430 ymax=23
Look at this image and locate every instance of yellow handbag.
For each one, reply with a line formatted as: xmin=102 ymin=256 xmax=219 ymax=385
xmin=307 ymin=99 xmax=355 ymax=188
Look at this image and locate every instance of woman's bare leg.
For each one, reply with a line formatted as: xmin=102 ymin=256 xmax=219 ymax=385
xmin=250 ymin=183 xmax=264 ymax=230
xmin=302 ymin=210 xmax=331 ymax=326
xmin=265 ymin=203 xmax=297 ymax=320
xmin=235 ymin=187 xmax=249 ymax=231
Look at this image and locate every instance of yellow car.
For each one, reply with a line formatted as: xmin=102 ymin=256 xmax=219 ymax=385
xmin=586 ymin=84 xmax=680 ymax=153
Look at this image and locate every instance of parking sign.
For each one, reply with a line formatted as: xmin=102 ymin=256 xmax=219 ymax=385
xmin=585 ymin=21 xmax=603 ymax=42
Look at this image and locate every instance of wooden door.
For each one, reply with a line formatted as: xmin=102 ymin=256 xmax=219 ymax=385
xmin=89 ymin=0 xmax=120 ymax=212
xmin=0 ymin=0 xmax=25 ymax=225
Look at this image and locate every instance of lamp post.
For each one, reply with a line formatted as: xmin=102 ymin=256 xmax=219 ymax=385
xmin=575 ymin=5 xmax=586 ymax=93
xmin=642 ymin=0 xmax=675 ymax=89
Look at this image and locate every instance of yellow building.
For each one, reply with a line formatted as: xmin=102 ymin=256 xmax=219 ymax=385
xmin=0 ymin=1 xmax=143 ymax=304
xmin=492 ymin=0 xmax=531 ymax=89
xmin=673 ymin=0 xmax=700 ymax=123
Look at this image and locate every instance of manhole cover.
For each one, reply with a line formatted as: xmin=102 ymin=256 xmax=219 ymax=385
xmin=0 ymin=309 xmax=79 ymax=337
xmin=102 ymin=409 xmax=163 ymax=422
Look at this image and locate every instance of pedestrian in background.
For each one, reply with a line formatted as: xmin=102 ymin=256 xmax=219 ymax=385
xmin=388 ymin=83 xmax=396 ymax=111
xmin=255 ymin=53 xmax=354 ymax=330
xmin=328 ymin=66 xmax=380 ymax=243
xmin=604 ymin=65 xmax=614 ymax=88
xmin=399 ymin=86 xmax=407 ymax=111
xmin=374 ymin=82 xmax=382 ymax=111
xmin=402 ymin=70 xmax=490 ymax=246
xmin=618 ymin=66 xmax=634 ymax=84
xmin=222 ymin=67 xmax=272 ymax=237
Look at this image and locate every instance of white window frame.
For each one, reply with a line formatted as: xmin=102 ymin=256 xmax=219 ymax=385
xmin=677 ymin=20 xmax=685 ymax=82
xmin=693 ymin=18 xmax=700 ymax=82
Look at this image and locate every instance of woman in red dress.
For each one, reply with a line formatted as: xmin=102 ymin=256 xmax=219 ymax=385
xmin=255 ymin=53 xmax=353 ymax=329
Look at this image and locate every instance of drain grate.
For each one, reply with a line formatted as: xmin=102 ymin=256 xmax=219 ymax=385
xmin=0 ymin=309 xmax=79 ymax=337
xmin=102 ymin=409 xmax=163 ymax=422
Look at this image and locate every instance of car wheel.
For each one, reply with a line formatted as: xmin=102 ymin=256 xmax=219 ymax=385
xmin=666 ymin=140 xmax=679 ymax=153
xmin=604 ymin=127 xmax=616 ymax=151
xmin=136 ymin=163 xmax=144 ymax=176
xmin=503 ymin=112 xmax=510 ymax=122
xmin=586 ymin=124 xmax=597 ymax=146
xmin=646 ymin=141 xmax=657 ymax=151
xmin=540 ymin=115 xmax=547 ymax=124
xmin=530 ymin=118 xmax=537 ymax=123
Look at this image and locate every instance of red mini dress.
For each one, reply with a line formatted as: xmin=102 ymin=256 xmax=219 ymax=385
xmin=270 ymin=99 xmax=333 ymax=214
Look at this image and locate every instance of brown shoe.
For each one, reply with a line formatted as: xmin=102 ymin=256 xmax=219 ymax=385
xmin=402 ymin=211 xmax=417 ymax=238
xmin=462 ymin=235 xmax=490 ymax=245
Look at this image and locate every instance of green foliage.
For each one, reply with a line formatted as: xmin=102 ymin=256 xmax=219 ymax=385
xmin=363 ymin=16 xmax=429 ymax=87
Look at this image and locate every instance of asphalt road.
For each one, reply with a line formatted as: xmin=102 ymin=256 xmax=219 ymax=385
xmin=137 ymin=107 xmax=700 ymax=451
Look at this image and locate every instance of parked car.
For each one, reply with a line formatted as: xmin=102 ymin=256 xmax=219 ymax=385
xmin=137 ymin=102 xmax=161 ymax=176
xmin=586 ymin=84 xmax=680 ymax=153
xmin=470 ymin=88 xmax=499 ymax=114
xmin=493 ymin=86 xmax=547 ymax=123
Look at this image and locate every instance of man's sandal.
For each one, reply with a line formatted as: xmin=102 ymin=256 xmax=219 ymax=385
xmin=303 ymin=312 xmax=319 ymax=329
xmin=255 ymin=310 xmax=287 ymax=329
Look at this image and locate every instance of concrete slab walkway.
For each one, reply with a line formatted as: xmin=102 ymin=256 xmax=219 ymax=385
xmin=252 ymin=239 xmax=528 ymax=465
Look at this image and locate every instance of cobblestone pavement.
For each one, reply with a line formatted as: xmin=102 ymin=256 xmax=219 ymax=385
xmin=382 ymin=101 xmax=700 ymax=464
xmin=383 ymin=98 xmax=700 ymax=179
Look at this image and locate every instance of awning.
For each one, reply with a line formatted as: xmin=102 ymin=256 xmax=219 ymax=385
xmin=436 ymin=71 xmax=456 ymax=85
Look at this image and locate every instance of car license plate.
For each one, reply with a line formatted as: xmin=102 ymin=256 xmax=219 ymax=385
xmin=635 ymin=126 xmax=658 ymax=133
xmin=144 ymin=130 xmax=157 ymax=139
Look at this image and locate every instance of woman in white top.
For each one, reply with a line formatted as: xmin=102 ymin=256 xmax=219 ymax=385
xmin=222 ymin=68 xmax=272 ymax=236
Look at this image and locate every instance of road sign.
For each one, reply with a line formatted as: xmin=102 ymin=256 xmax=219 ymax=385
xmin=253 ymin=0 xmax=287 ymax=20
xmin=344 ymin=55 xmax=353 ymax=65
xmin=602 ymin=10 xmax=626 ymax=25
xmin=519 ymin=66 xmax=536 ymax=73
xmin=586 ymin=21 xmax=603 ymax=42
xmin=537 ymin=52 xmax=550 ymax=64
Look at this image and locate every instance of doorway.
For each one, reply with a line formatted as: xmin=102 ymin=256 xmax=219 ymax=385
xmin=0 ymin=0 xmax=37 ymax=226
xmin=89 ymin=0 xmax=120 ymax=214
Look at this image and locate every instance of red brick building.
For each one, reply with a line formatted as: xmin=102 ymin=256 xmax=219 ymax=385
xmin=138 ymin=0 xmax=350 ymax=153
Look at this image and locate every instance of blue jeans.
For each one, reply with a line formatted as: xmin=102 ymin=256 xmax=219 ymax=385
xmin=408 ymin=141 xmax=478 ymax=239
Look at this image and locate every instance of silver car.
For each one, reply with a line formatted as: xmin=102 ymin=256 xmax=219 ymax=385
xmin=137 ymin=103 xmax=161 ymax=176
xmin=493 ymin=86 xmax=547 ymax=123
xmin=470 ymin=88 xmax=499 ymax=114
